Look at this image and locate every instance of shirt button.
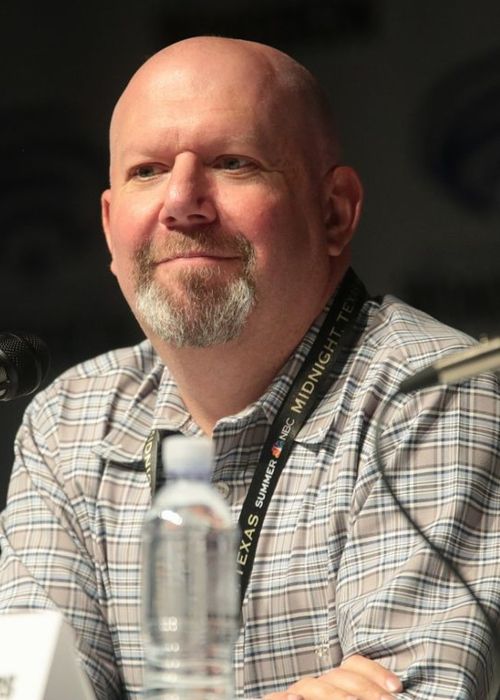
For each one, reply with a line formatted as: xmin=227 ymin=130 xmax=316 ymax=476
xmin=315 ymin=640 xmax=330 ymax=657
xmin=214 ymin=482 xmax=230 ymax=499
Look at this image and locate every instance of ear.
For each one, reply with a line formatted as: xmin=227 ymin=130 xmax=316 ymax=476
xmin=101 ymin=189 xmax=117 ymax=276
xmin=322 ymin=165 xmax=363 ymax=256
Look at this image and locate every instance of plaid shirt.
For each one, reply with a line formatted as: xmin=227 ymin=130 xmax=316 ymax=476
xmin=0 ymin=292 xmax=499 ymax=699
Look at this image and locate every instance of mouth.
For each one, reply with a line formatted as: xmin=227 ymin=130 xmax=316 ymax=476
xmin=158 ymin=252 xmax=240 ymax=264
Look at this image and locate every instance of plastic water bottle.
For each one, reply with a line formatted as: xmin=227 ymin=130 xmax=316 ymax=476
xmin=141 ymin=435 xmax=239 ymax=699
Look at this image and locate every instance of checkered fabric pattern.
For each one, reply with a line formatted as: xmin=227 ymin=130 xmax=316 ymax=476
xmin=0 ymin=291 xmax=499 ymax=699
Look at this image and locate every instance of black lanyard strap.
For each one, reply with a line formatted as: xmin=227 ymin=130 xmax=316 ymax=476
xmin=144 ymin=429 xmax=182 ymax=494
xmin=236 ymin=268 xmax=367 ymax=606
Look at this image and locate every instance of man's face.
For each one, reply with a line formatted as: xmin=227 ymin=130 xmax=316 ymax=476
xmin=102 ymin=47 xmax=335 ymax=347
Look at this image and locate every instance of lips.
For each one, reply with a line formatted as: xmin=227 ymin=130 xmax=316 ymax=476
xmin=157 ymin=250 xmax=240 ymax=263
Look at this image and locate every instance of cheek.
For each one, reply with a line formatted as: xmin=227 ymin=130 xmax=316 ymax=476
xmin=107 ymin=239 xmax=136 ymax=299
xmin=222 ymin=186 xmax=297 ymax=240
xmin=236 ymin=192 xmax=313 ymax=261
xmin=247 ymin=196 xmax=330 ymax=296
xmin=107 ymin=196 xmax=158 ymax=266
xmin=105 ymin=219 xmax=142 ymax=299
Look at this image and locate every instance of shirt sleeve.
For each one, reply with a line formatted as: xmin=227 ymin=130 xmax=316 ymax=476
xmin=337 ymin=373 xmax=500 ymax=699
xmin=0 ymin=395 xmax=123 ymax=700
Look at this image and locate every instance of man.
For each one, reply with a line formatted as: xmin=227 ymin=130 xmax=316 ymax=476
xmin=0 ymin=36 xmax=499 ymax=700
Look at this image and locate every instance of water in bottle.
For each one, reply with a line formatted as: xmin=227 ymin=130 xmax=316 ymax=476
xmin=142 ymin=435 xmax=239 ymax=699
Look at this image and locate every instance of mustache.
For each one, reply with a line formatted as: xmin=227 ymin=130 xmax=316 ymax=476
xmin=134 ymin=228 xmax=255 ymax=269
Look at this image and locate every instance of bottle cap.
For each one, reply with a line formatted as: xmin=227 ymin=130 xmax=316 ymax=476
xmin=162 ymin=435 xmax=214 ymax=480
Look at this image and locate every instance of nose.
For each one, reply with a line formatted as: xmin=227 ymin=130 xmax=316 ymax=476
xmin=159 ymin=153 xmax=217 ymax=229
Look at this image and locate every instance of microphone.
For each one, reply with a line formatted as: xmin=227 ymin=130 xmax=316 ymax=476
xmin=399 ymin=337 xmax=500 ymax=393
xmin=0 ymin=332 xmax=50 ymax=401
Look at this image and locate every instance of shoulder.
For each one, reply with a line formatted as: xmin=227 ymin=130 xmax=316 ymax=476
xmin=21 ymin=339 xmax=163 ymax=439
xmin=56 ymin=338 xmax=160 ymax=383
xmin=329 ymin=295 xmax=500 ymax=420
xmin=349 ymin=297 xmax=500 ymax=454
xmin=359 ymin=296 xmax=477 ymax=380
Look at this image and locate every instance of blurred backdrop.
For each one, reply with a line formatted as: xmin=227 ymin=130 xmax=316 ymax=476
xmin=1 ymin=0 xmax=499 ymax=504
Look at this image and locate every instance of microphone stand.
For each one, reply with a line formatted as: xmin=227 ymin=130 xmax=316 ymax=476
xmin=374 ymin=389 xmax=500 ymax=700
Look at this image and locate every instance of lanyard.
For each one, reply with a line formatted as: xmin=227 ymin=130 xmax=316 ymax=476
xmin=143 ymin=428 xmax=179 ymax=494
xmin=235 ymin=268 xmax=367 ymax=605
xmin=143 ymin=269 xmax=368 ymax=607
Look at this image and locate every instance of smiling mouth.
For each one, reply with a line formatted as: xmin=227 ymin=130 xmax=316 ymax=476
xmin=160 ymin=252 xmax=240 ymax=263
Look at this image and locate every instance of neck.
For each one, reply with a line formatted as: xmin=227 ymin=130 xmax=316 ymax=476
xmin=148 ymin=262 xmax=350 ymax=435
xmin=157 ymin=313 xmax=311 ymax=435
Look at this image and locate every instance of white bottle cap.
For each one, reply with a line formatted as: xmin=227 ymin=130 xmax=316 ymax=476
xmin=162 ymin=435 xmax=214 ymax=480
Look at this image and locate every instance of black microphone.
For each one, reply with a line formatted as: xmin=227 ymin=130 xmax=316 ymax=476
xmin=0 ymin=332 xmax=50 ymax=401
xmin=399 ymin=337 xmax=500 ymax=393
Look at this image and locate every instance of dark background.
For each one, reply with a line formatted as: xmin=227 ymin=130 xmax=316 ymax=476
xmin=1 ymin=1 xmax=499 ymax=505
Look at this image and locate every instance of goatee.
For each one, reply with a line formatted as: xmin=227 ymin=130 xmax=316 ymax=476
xmin=133 ymin=229 xmax=257 ymax=348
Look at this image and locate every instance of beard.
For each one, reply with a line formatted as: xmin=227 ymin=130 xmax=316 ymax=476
xmin=133 ymin=228 xmax=257 ymax=348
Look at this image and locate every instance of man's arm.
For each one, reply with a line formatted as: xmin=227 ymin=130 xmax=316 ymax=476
xmin=335 ymin=374 xmax=500 ymax=698
xmin=264 ymin=372 xmax=500 ymax=700
xmin=0 ymin=397 xmax=122 ymax=700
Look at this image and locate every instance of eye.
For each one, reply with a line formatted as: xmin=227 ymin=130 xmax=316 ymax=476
xmin=130 ymin=163 xmax=167 ymax=180
xmin=212 ymin=155 xmax=255 ymax=171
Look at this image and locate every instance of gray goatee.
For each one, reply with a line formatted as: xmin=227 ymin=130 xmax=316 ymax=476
xmin=134 ymin=230 xmax=257 ymax=348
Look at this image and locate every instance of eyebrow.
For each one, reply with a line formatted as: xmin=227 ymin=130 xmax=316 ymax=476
xmin=114 ymin=133 xmax=286 ymax=169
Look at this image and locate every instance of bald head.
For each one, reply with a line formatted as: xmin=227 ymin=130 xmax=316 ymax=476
xmin=102 ymin=35 xmax=363 ymax=357
xmin=109 ymin=36 xmax=339 ymax=173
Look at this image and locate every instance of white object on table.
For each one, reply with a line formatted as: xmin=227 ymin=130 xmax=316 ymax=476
xmin=0 ymin=611 xmax=95 ymax=699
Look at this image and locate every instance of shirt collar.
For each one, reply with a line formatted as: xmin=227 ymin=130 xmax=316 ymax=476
xmin=213 ymin=297 xmax=340 ymax=445
xmin=93 ymin=294 xmax=345 ymax=464
xmin=92 ymin=349 xmax=197 ymax=465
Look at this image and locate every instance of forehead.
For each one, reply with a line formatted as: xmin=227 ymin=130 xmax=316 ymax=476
xmin=110 ymin=58 xmax=301 ymax=164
